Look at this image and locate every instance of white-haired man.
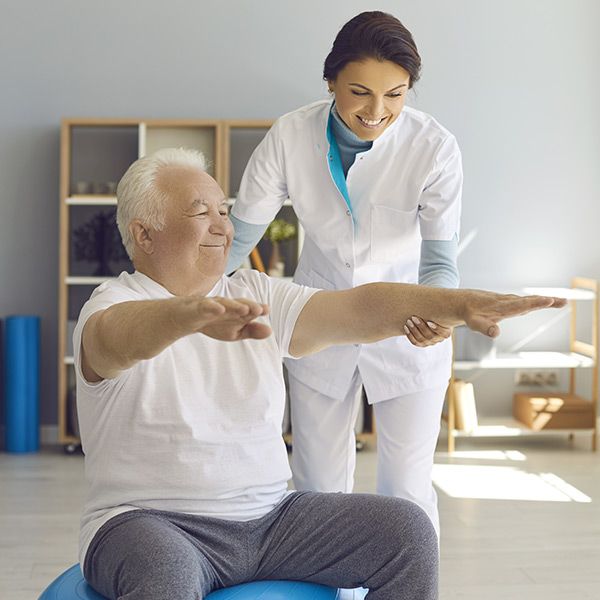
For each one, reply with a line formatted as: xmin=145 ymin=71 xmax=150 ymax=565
xmin=74 ymin=148 xmax=564 ymax=600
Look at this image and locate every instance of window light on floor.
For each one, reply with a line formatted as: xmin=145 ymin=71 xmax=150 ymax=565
xmin=432 ymin=464 xmax=592 ymax=503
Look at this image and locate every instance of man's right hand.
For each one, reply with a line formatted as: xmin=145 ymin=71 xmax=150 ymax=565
xmin=194 ymin=297 xmax=272 ymax=341
xmin=82 ymin=296 xmax=272 ymax=382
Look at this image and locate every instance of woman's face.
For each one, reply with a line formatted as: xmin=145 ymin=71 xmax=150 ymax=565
xmin=328 ymin=57 xmax=411 ymax=141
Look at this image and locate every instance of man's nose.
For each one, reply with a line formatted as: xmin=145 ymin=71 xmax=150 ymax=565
xmin=208 ymin=215 xmax=227 ymax=234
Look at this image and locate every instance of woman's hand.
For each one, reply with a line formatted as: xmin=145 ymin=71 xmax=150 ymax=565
xmin=404 ymin=316 xmax=452 ymax=347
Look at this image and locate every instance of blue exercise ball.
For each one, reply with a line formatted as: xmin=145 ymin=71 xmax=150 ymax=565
xmin=207 ymin=580 xmax=339 ymax=599
xmin=39 ymin=564 xmax=340 ymax=599
xmin=38 ymin=565 xmax=105 ymax=599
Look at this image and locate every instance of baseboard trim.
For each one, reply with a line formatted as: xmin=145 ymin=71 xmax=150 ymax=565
xmin=41 ymin=425 xmax=59 ymax=444
xmin=0 ymin=425 xmax=59 ymax=448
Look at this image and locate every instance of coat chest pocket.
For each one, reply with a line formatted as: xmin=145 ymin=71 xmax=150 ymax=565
xmin=370 ymin=205 xmax=419 ymax=263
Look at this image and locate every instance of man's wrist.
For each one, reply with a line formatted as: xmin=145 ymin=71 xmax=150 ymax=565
xmin=453 ymin=289 xmax=469 ymax=326
xmin=434 ymin=287 xmax=468 ymax=327
xmin=168 ymin=296 xmax=203 ymax=336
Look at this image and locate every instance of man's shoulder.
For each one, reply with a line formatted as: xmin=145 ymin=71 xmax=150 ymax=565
xmin=77 ymin=271 xmax=148 ymax=324
xmin=87 ymin=271 xmax=147 ymax=303
xmin=226 ymin=269 xmax=271 ymax=299
xmin=227 ymin=270 xmax=304 ymax=304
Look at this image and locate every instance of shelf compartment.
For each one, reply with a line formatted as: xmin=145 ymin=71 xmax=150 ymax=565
xmin=69 ymin=126 xmax=138 ymax=197
xmin=225 ymin=123 xmax=272 ymax=198
xmin=454 ymin=351 xmax=594 ymax=371
xmin=68 ymin=205 xmax=132 ymax=277
xmin=447 ymin=277 xmax=598 ymax=453
xmin=254 ymin=205 xmax=300 ymax=277
xmin=140 ymin=122 xmax=220 ymax=181
xmin=66 ymin=285 xmax=101 ymax=326
xmin=513 ymin=392 xmax=595 ymax=431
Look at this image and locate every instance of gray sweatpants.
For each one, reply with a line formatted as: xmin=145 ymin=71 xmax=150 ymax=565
xmin=84 ymin=491 xmax=438 ymax=600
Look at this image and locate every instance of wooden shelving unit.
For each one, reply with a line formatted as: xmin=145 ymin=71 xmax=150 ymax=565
xmin=445 ymin=278 xmax=598 ymax=453
xmin=57 ymin=117 xmax=318 ymax=452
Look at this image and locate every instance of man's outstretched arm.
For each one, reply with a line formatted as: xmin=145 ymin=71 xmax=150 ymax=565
xmin=81 ymin=296 xmax=271 ymax=382
xmin=288 ymin=283 xmax=566 ymax=358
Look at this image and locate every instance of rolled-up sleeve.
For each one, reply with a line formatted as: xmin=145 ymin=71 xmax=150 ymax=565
xmin=231 ymin=120 xmax=289 ymax=225
xmin=418 ymin=135 xmax=462 ymax=241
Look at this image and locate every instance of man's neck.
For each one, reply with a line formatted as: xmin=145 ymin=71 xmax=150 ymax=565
xmin=135 ymin=263 xmax=221 ymax=297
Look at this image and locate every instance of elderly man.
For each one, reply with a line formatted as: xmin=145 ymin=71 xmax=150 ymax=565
xmin=74 ymin=148 xmax=564 ymax=600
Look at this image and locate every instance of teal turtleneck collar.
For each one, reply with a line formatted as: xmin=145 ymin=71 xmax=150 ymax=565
xmin=330 ymin=104 xmax=373 ymax=178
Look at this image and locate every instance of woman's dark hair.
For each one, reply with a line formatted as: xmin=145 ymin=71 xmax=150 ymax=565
xmin=323 ymin=11 xmax=421 ymax=88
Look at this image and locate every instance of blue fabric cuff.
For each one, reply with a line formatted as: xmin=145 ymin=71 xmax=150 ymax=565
xmin=418 ymin=236 xmax=459 ymax=288
xmin=226 ymin=214 xmax=269 ymax=274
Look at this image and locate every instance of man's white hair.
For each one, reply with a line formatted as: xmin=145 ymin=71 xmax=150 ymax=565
xmin=116 ymin=147 xmax=207 ymax=259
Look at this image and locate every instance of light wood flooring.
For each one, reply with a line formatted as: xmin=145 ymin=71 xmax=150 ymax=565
xmin=1 ymin=432 xmax=599 ymax=599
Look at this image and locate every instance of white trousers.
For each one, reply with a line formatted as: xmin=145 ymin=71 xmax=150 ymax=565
xmin=288 ymin=370 xmax=448 ymax=535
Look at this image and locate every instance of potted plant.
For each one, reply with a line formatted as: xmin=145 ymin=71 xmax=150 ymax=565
xmin=73 ymin=210 xmax=129 ymax=276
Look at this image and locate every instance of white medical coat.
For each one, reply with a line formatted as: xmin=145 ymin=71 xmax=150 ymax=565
xmin=232 ymin=100 xmax=462 ymax=403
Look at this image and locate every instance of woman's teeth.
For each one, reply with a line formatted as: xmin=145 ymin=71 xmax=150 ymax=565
xmin=358 ymin=116 xmax=386 ymax=127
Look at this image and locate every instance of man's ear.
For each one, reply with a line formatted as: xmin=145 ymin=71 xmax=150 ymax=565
xmin=129 ymin=220 xmax=154 ymax=255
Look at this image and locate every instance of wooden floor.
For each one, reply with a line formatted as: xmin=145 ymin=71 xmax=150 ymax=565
xmin=1 ymin=432 xmax=599 ymax=600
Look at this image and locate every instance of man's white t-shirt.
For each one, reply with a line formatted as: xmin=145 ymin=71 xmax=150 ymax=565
xmin=73 ymin=269 xmax=319 ymax=566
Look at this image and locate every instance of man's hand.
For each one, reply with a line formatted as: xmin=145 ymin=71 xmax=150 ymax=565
xmin=406 ymin=292 xmax=567 ymax=346
xmin=195 ymin=297 xmax=272 ymax=341
xmin=457 ymin=291 xmax=567 ymax=338
xmin=82 ymin=295 xmax=272 ymax=382
xmin=404 ymin=317 xmax=452 ymax=347
xmin=288 ymin=283 xmax=568 ymax=359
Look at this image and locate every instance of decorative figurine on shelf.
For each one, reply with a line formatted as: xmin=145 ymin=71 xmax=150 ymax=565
xmin=73 ymin=211 xmax=129 ymax=276
xmin=263 ymin=218 xmax=297 ymax=277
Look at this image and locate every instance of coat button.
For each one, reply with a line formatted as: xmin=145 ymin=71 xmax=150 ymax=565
xmin=346 ymin=209 xmax=351 ymax=216
xmin=345 ymin=262 xmax=351 ymax=268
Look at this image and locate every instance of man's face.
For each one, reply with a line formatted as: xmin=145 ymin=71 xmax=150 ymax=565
xmin=151 ymin=166 xmax=234 ymax=283
xmin=328 ymin=57 xmax=410 ymax=141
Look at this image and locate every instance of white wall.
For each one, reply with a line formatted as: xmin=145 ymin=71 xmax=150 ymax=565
xmin=1 ymin=0 xmax=599 ymax=425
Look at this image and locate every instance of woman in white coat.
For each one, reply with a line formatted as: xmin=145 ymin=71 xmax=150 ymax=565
xmin=227 ymin=11 xmax=461 ymax=536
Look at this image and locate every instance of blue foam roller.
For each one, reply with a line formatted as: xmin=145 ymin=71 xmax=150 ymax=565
xmin=39 ymin=565 xmax=340 ymax=600
xmin=4 ymin=315 xmax=40 ymax=453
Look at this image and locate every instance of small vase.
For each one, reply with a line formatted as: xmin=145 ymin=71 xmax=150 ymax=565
xmin=268 ymin=242 xmax=285 ymax=277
